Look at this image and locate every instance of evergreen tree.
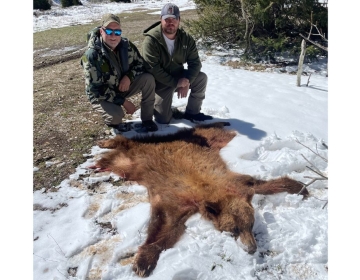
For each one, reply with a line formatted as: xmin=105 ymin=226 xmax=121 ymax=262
xmin=186 ymin=0 xmax=327 ymax=59
xmin=60 ymin=0 xmax=83 ymax=8
xmin=34 ymin=0 xmax=51 ymax=10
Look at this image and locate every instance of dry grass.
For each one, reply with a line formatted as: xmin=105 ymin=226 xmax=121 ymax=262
xmin=33 ymin=9 xmax=199 ymax=191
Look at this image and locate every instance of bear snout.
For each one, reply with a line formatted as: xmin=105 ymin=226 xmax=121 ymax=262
xmin=247 ymin=244 xmax=257 ymax=255
xmin=239 ymin=231 xmax=257 ymax=255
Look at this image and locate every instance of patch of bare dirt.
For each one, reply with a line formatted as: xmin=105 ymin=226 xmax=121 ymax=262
xmin=33 ymin=57 xmax=140 ymax=191
xmin=33 ymin=46 xmax=86 ymax=70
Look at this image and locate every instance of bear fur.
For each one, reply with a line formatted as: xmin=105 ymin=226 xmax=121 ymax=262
xmin=91 ymin=122 xmax=308 ymax=277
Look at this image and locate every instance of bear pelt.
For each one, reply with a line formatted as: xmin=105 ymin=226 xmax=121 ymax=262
xmin=91 ymin=122 xmax=308 ymax=277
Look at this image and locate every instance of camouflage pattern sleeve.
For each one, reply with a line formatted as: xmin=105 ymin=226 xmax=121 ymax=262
xmin=125 ymin=41 xmax=145 ymax=83
xmin=81 ymin=49 xmax=124 ymax=105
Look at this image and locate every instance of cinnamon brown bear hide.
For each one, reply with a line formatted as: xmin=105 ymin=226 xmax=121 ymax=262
xmin=93 ymin=122 xmax=308 ymax=277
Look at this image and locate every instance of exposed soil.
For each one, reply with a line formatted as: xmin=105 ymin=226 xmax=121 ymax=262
xmin=33 ymin=47 xmax=140 ymax=191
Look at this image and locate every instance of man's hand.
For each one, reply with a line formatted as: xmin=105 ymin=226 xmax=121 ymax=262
xmin=177 ymin=84 xmax=190 ymax=99
xmin=123 ymin=99 xmax=136 ymax=115
xmin=118 ymin=75 xmax=131 ymax=92
xmin=177 ymin=78 xmax=190 ymax=88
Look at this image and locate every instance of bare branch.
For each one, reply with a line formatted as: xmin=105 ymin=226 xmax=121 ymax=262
xmin=299 ymin=33 xmax=328 ymax=52
xmin=306 ymin=73 xmax=312 ymax=86
xmin=56 ymin=268 xmax=67 ymax=278
xmin=296 ymin=139 xmax=328 ymax=208
xmin=304 ymin=175 xmax=328 ymax=182
xmin=322 ymin=201 xmax=328 ymax=209
xmin=306 ymin=166 xmax=328 ymax=179
xmin=312 ymin=22 xmax=328 ymax=42
xmin=48 ymin=233 xmax=66 ymax=257
xmin=295 ymin=138 xmax=328 ymax=163
xmin=305 ymin=12 xmax=327 ymax=42
xmin=301 ymin=154 xmax=321 ymax=173
xmin=33 ymin=254 xmax=60 ymax=263
xmin=298 ymin=176 xmax=327 ymax=196
xmin=307 ymin=11 xmax=313 ymax=39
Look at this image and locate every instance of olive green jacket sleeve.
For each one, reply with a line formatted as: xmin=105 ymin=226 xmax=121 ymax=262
xmin=182 ymin=35 xmax=202 ymax=85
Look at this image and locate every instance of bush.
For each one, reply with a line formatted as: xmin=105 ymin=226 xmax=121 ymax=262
xmin=251 ymin=34 xmax=291 ymax=54
xmin=189 ymin=0 xmax=328 ymax=60
xmin=34 ymin=0 xmax=51 ymax=10
xmin=305 ymin=45 xmax=325 ymax=62
xmin=60 ymin=0 xmax=83 ymax=8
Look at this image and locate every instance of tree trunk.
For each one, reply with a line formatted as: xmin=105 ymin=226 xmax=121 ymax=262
xmin=240 ymin=0 xmax=249 ymax=52
xmin=296 ymin=39 xmax=306 ymax=87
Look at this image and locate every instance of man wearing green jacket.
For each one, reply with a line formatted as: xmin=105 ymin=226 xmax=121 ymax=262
xmin=142 ymin=3 xmax=213 ymax=124
xmin=81 ymin=13 xmax=158 ymax=132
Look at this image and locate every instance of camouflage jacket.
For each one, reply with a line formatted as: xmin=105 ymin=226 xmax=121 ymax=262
xmin=81 ymin=27 xmax=145 ymax=105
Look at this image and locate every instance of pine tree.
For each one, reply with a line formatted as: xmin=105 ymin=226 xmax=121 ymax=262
xmin=186 ymin=0 xmax=327 ymax=59
xmin=34 ymin=0 xmax=51 ymax=10
xmin=60 ymin=0 xmax=83 ymax=8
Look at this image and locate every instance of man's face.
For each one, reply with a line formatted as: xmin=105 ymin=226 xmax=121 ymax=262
xmin=161 ymin=17 xmax=180 ymax=36
xmin=100 ymin=22 xmax=122 ymax=50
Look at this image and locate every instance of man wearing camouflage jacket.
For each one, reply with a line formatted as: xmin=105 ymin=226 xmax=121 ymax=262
xmin=81 ymin=13 xmax=158 ymax=132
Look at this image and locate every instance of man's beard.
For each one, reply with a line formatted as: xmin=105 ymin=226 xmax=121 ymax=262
xmin=163 ymin=25 xmax=177 ymax=35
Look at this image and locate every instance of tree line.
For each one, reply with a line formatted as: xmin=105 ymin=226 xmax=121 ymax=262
xmin=184 ymin=0 xmax=328 ymax=61
xmin=34 ymin=0 xmax=328 ymax=62
xmin=33 ymin=0 xmax=129 ymax=9
xmin=34 ymin=0 xmax=81 ymax=9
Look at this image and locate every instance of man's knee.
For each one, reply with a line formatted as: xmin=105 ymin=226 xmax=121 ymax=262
xmin=192 ymin=72 xmax=207 ymax=91
xmin=93 ymin=102 xmax=124 ymax=126
xmin=137 ymin=73 xmax=155 ymax=88
xmin=100 ymin=109 xmax=123 ymax=126
xmin=197 ymin=71 xmax=208 ymax=83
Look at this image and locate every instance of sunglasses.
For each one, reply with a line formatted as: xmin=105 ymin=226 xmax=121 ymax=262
xmin=102 ymin=28 xmax=122 ymax=36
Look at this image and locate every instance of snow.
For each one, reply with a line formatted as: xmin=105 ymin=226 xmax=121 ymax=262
xmin=33 ymin=0 xmax=197 ymax=33
xmin=4 ymin=0 xmax=357 ymax=279
xmin=32 ymin=62 xmax=329 ymax=278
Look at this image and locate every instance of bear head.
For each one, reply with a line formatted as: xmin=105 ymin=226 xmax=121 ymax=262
xmin=201 ymin=188 xmax=257 ymax=254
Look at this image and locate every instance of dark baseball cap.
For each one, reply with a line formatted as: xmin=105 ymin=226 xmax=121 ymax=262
xmin=101 ymin=13 xmax=121 ymax=27
xmin=161 ymin=3 xmax=180 ymax=20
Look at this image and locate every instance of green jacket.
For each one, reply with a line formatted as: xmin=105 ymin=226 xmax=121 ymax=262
xmin=81 ymin=27 xmax=145 ymax=105
xmin=142 ymin=22 xmax=202 ymax=88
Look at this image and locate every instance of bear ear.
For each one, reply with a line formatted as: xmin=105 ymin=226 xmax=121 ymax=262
xmin=204 ymin=201 xmax=221 ymax=216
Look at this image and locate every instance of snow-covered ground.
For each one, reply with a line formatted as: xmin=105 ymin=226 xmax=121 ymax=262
xmin=33 ymin=0 xmax=196 ymax=33
xmin=33 ymin=58 xmax=329 ymax=279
